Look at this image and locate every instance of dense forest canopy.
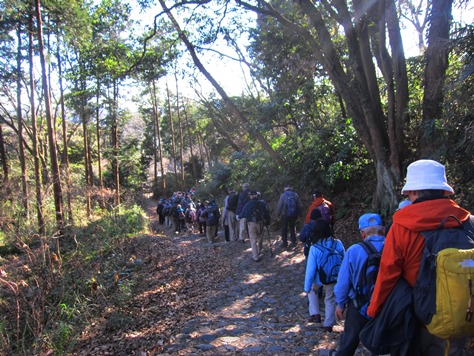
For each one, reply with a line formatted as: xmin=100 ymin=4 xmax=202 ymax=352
xmin=0 ymin=0 xmax=473 ymax=352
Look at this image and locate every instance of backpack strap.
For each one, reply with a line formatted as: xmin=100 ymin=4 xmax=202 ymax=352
xmin=359 ymin=240 xmax=378 ymax=256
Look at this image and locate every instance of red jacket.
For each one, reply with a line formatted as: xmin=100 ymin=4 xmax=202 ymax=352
xmin=304 ymin=197 xmax=335 ymax=225
xmin=367 ymin=198 xmax=471 ymax=318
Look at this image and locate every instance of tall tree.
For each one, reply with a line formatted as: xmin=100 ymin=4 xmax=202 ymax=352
xmin=157 ymin=0 xmax=285 ymax=167
xmin=420 ymin=0 xmax=453 ymax=156
xmin=35 ymin=0 xmax=64 ymax=228
xmin=28 ymin=10 xmax=45 ymax=236
xmin=16 ymin=19 xmax=29 ymax=219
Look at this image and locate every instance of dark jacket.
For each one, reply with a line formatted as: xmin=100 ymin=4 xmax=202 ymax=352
xmin=359 ymin=278 xmax=415 ymax=355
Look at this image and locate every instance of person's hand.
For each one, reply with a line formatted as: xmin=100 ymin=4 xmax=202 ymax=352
xmin=236 ymin=215 xmax=240 ymax=220
xmin=335 ymin=305 xmax=345 ymax=320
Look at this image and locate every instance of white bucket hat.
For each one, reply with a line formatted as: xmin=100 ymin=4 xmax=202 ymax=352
xmin=401 ymin=159 xmax=454 ymax=195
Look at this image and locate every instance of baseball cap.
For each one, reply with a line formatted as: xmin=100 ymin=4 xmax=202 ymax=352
xmin=249 ymin=190 xmax=258 ymax=196
xmin=359 ymin=213 xmax=382 ymax=230
xmin=401 ymin=160 xmax=454 ymax=195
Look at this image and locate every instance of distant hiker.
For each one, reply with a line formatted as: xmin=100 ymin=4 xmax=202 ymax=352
xmin=174 ymin=203 xmax=186 ymax=234
xmin=239 ymin=191 xmax=271 ymax=262
xmin=201 ymin=200 xmax=221 ymax=244
xmin=334 ymin=213 xmax=385 ymax=355
xmin=299 ymin=208 xmax=324 ymax=322
xmin=156 ymin=199 xmax=165 ymax=225
xmin=196 ymin=200 xmax=208 ymax=235
xmin=304 ymin=219 xmax=345 ymax=332
xmin=276 ymin=185 xmax=303 ymax=248
xmin=367 ymin=160 xmax=473 ymax=354
xmin=184 ymin=203 xmax=196 ymax=234
xmin=305 ymin=191 xmax=335 ymax=227
xmin=225 ymin=187 xmax=239 ymax=241
xmin=236 ymin=183 xmax=251 ymax=242
xmin=385 ymin=199 xmax=411 ymax=234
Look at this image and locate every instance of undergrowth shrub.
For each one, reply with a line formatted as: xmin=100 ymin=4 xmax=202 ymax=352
xmin=0 ymin=203 xmax=147 ymax=355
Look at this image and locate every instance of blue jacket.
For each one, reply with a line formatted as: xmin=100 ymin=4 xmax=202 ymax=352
xmin=304 ymin=237 xmax=345 ymax=292
xmin=334 ymin=235 xmax=385 ymax=309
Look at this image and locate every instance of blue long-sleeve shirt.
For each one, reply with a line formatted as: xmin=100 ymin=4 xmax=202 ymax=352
xmin=304 ymin=237 xmax=345 ymax=292
xmin=334 ymin=235 xmax=385 ymax=309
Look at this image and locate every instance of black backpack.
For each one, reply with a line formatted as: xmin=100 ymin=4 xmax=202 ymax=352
xmin=227 ymin=192 xmax=239 ymax=212
xmin=353 ymin=240 xmax=382 ymax=318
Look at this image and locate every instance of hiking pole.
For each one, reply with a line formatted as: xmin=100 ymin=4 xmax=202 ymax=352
xmin=266 ymin=225 xmax=273 ymax=257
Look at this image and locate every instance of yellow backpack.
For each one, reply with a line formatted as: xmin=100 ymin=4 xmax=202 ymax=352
xmin=413 ymin=216 xmax=474 ymax=339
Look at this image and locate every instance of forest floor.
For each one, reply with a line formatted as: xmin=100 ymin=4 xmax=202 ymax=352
xmin=66 ymin=197 xmax=472 ymax=355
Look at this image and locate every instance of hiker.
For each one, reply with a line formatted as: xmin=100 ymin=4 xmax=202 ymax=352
xmin=367 ymin=159 xmax=472 ymax=354
xmin=275 ymin=185 xmax=303 ymax=248
xmin=225 ymin=187 xmax=239 ymax=241
xmin=239 ymin=191 xmax=271 ymax=261
xmin=304 ymin=191 xmax=335 ymax=227
xmin=201 ymin=200 xmax=220 ymax=244
xmin=156 ymin=199 xmax=165 ymax=225
xmin=334 ymin=213 xmax=385 ymax=356
xmin=385 ymin=199 xmax=411 ymax=234
xmin=299 ymin=208 xmax=324 ymax=322
xmin=184 ymin=203 xmax=196 ymax=234
xmin=304 ymin=218 xmax=345 ymax=332
xmin=236 ymin=183 xmax=251 ymax=242
xmin=174 ymin=203 xmax=186 ymax=234
xmin=196 ymin=200 xmax=208 ymax=235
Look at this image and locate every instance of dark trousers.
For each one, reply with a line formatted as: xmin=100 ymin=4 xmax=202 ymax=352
xmin=336 ymin=302 xmax=376 ymax=356
xmin=224 ymin=225 xmax=230 ymax=241
xmin=198 ymin=221 xmax=206 ymax=234
xmin=280 ymin=215 xmax=297 ymax=244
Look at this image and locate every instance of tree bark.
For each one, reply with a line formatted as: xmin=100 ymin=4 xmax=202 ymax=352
xmin=152 ymin=79 xmax=166 ymax=192
xmin=17 ymin=21 xmax=29 ymax=220
xmin=420 ymin=0 xmax=453 ymax=157
xmin=28 ymin=11 xmax=45 ymax=236
xmin=183 ymin=103 xmax=198 ymax=185
xmin=174 ymin=72 xmax=185 ymax=190
xmin=35 ymin=0 xmax=64 ymax=229
xmin=57 ymin=39 xmax=73 ymax=222
xmin=166 ymin=83 xmax=179 ymax=189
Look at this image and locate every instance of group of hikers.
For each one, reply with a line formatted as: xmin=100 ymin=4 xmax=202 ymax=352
xmin=156 ymin=159 xmax=474 ymax=355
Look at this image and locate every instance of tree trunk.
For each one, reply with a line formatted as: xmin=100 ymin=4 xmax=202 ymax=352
xmin=57 ymin=39 xmax=73 ymax=222
xmin=0 ymin=124 xmax=8 ymax=183
xmin=159 ymin=0 xmax=285 ymax=166
xmin=96 ymin=78 xmax=103 ymax=189
xmin=111 ymin=78 xmax=120 ymax=207
xmin=152 ymin=79 xmax=165 ymax=192
xmin=35 ymin=0 xmax=63 ymax=229
xmin=183 ymin=103 xmax=197 ymax=185
xmin=166 ymin=84 xmax=178 ymax=189
xmin=420 ymin=0 xmax=453 ymax=157
xmin=17 ymin=22 xmax=29 ymax=220
xmin=174 ymin=75 xmax=185 ymax=191
xmin=28 ymin=11 xmax=45 ymax=236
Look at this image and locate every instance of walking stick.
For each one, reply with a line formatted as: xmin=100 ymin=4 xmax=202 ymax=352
xmin=266 ymin=225 xmax=273 ymax=257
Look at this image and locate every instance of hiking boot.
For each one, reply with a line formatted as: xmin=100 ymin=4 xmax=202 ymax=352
xmin=308 ymin=314 xmax=321 ymax=323
xmin=324 ymin=326 xmax=333 ymax=332
xmin=289 ymin=242 xmax=297 ymax=248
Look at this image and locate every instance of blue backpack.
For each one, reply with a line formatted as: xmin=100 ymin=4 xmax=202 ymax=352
xmin=353 ymin=241 xmax=382 ymax=318
xmin=285 ymin=192 xmax=299 ymax=218
xmin=315 ymin=240 xmax=343 ymax=284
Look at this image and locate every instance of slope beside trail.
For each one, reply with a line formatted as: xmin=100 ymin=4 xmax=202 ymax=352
xmin=72 ymin=199 xmax=370 ymax=355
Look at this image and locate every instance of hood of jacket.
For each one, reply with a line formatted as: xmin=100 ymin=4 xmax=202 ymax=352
xmin=393 ymin=198 xmax=471 ymax=233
